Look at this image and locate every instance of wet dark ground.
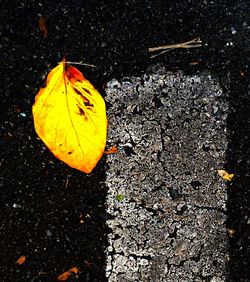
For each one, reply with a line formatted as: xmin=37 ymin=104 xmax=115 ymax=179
xmin=0 ymin=0 xmax=249 ymax=281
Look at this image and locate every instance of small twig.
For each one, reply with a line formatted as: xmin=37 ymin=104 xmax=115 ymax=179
xmin=149 ymin=37 xmax=202 ymax=52
xmin=65 ymin=174 xmax=71 ymax=189
xmin=149 ymin=37 xmax=202 ymax=58
xmin=60 ymin=61 xmax=97 ymax=68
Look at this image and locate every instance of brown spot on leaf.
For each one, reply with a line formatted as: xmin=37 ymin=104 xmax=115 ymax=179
xmin=82 ymin=87 xmax=91 ymax=95
xmin=78 ymin=107 xmax=85 ymax=115
xmin=73 ymin=88 xmax=94 ymax=108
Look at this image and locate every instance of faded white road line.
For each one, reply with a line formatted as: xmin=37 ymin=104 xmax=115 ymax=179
xmin=105 ymin=68 xmax=228 ymax=282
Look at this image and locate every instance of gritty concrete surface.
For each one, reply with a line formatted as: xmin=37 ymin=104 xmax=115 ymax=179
xmin=105 ymin=67 xmax=229 ymax=282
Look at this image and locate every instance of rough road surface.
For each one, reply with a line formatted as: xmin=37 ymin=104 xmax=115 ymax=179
xmin=105 ymin=68 xmax=229 ymax=282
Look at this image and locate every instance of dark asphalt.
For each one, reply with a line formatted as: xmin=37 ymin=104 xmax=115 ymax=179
xmin=1 ymin=0 xmax=249 ymax=281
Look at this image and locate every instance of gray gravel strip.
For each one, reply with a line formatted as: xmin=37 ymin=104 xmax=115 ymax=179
xmin=105 ymin=67 xmax=229 ymax=282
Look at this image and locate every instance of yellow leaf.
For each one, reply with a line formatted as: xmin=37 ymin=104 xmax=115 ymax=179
xmin=33 ymin=59 xmax=107 ymax=173
xmin=57 ymin=267 xmax=79 ymax=281
xmin=217 ymin=169 xmax=234 ymax=181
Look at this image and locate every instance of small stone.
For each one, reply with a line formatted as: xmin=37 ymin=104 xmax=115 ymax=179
xmin=230 ymin=26 xmax=237 ymax=34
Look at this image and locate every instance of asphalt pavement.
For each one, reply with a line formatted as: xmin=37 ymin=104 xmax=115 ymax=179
xmin=1 ymin=1 xmax=249 ymax=281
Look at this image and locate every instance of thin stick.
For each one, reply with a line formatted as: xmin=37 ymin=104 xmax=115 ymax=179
xmin=149 ymin=37 xmax=202 ymax=58
xmin=60 ymin=61 xmax=96 ymax=68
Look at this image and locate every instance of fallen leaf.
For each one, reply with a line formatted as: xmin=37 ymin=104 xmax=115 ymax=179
xmin=217 ymin=169 xmax=234 ymax=181
xmin=227 ymin=228 xmax=236 ymax=237
xmin=16 ymin=255 xmax=26 ymax=265
xmin=104 ymin=146 xmax=118 ymax=154
xmin=190 ymin=61 xmax=200 ymax=66
xmin=32 ymin=59 xmax=107 ymax=173
xmin=57 ymin=267 xmax=79 ymax=281
xmin=38 ymin=16 xmax=48 ymax=38
xmin=116 ymin=194 xmax=124 ymax=202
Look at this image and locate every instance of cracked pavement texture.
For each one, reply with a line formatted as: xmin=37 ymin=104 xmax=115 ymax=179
xmin=105 ymin=68 xmax=229 ymax=282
